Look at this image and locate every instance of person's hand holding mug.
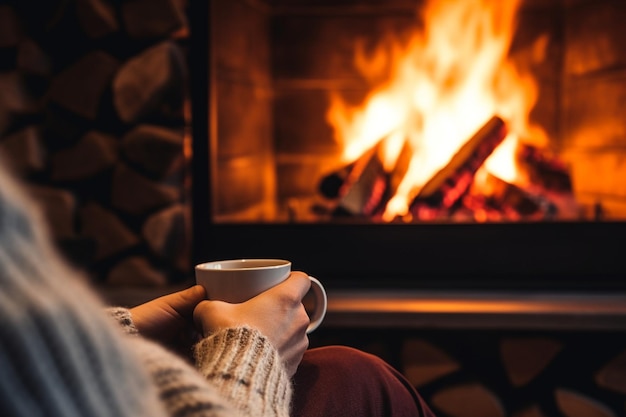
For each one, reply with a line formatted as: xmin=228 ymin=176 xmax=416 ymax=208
xmin=129 ymin=285 xmax=207 ymax=358
xmin=193 ymin=259 xmax=328 ymax=376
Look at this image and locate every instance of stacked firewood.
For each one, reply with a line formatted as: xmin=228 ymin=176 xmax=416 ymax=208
xmin=319 ymin=116 xmax=582 ymax=222
xmin=0 ymin=0 xmax=191 ymax=286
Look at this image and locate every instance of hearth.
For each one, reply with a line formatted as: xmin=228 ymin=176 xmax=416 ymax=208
xmin=188 ymin=0 xmax=626 ymax=290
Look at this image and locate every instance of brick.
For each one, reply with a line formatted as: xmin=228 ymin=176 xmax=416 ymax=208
xmin=213 ymin=0 xmax=270 ymax=84
xmin=272 ymin=14 xmax=416 ymax=80
xmin=563 ymin=2 xmax=626 ymax=76
xmin=216 ymin=79 xmax=272 ymax=157
xmin=215 ymin=155 xmax=273 ymax=216
xmin=561 ymin=73 xmax=626 ymax=150
xmin=566 ymin=150 xmax=626 ymax=201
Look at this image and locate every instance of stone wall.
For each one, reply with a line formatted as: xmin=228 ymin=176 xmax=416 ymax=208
xmin=0 ymin=0 xmax=191 ymax=287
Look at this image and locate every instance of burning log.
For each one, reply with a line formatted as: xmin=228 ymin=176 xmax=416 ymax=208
xmin=519 ymin=144 xmax=572 ymax=192
xmin=318 ymin=163 xmax=355 ymax=200
xmin=464 ymin=172 xmax=550 ymax=221
xmin=410 ymin=115 xmax=508 ymax=213
xmin=330 ymin=145 xmax=388 ymax=217
xmin=318 ymin=137 xmax=415 ymax=217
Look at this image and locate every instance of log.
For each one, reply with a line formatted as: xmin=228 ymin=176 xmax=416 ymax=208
xmin=107 ymin=257 xmax=168 ymax=287
xmin=121 ymin=0 xmax=186 ymax=40
xmin=0 ymin=126 xmax=46 ymax=175
xmin=121 ymin=124 xmax=184 ymax=178
xmin=319 ymin=135 xmax=414 ymax=217
xmin=464 ymin=173 xmax=546 ymax=221
xmin=111 ymin=163 xmax=180 ymax=215
xmin=332 ymin=144 xmax=388 ymax=217
xmin=519 ymin=144 xmax=572 ymax=192
xmin=318 ymin=163 xmax=354 ymax=200
xmin=112 ymin=41 xmax=186 ymax=123
xmin=26 ymin=184 xmax=77 ymax=239
xmin=50 ymin=130 xmax=118 ymax=181
xmin=47 ymin=51 xmax=120 ymax=120
xmin=76 ymin=0 xmax=119 ymax=39
xmin=142 ymin=203 xmax=189 ymax=271
xmin=80 ymin=202 xmax=140 ymax=260
xmin=411 ymin=115 xmax=508 ymax=211
xmin=0 ymin=4 xmax=21 ymax=49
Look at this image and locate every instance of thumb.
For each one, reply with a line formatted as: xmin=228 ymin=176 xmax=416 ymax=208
xmin=159 ymin=285 xmax=207 ymax=315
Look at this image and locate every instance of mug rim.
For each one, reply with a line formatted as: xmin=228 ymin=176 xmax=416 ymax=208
xmin=196 ymin=258 xmax=291 ymax=271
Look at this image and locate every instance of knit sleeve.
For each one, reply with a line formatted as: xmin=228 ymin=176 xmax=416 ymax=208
xmin=129 ymin=336 xmax=246 ymax=417
xmin=105 ymin=307 xmax=139 ymax=335
xmin=194 ymin=327 xmax=292 ymax=417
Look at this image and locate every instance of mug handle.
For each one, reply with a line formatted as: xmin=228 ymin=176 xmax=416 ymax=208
xmin=306 ymin=276 xmax=327 ymax=333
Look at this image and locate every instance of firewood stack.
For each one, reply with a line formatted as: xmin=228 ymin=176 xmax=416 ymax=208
xmin=0 ymin=0 xmax=191 ymax=287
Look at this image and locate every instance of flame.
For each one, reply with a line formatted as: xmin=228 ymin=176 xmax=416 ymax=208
xmin=326 ymin=0 xmax=546 ymax=220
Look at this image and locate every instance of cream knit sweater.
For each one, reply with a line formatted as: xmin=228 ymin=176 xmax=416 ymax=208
xmin=109 ymin=308 xmax=292 ymax=417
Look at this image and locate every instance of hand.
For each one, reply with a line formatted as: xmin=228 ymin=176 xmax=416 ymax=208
xmin=130 ymin=285 xmax=207 ymax=357
xmin=193 ymin=271 xmax=311 ymax=376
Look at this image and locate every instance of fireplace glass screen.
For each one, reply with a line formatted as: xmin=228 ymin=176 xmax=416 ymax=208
xmin=195 ymin=0 xmax=626 ymax=224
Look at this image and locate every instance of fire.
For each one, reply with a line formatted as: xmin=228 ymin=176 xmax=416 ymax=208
xmin=326 ymin=0 xmax=547 ymax=221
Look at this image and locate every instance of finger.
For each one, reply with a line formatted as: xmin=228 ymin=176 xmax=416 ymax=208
xmin=159 ymin=285 xmax=207 ymax=316
xmin=270 ymin=271 xmax=311 ymax=301
xmin=194 ymin=299 xmax=235 ymax=335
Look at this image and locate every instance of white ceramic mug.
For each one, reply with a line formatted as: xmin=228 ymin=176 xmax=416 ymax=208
xmin=195 ymin=259 xmax=327 ymax=333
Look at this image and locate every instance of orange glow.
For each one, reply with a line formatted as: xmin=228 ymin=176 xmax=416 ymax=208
xmin=326 ymin=0 xmax=547 ymax=220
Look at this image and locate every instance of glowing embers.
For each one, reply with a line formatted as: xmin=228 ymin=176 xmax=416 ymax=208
xmin=319 ymin=116 xmax=578 ymax=222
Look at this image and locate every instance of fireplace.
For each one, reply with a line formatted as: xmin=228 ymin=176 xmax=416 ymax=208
xmin=188 ymin=0 xmax=626 ymax=291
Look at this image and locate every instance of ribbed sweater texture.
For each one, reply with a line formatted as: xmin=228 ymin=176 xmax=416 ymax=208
xmin=110 ymin=308 xmax=293 ymax=417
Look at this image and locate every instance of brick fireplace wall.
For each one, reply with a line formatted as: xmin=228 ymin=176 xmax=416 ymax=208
xmin=560 ymin=0 xmax=626 ymax=218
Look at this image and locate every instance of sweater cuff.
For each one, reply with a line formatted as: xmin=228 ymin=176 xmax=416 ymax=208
xmin=193 ymin=327 xmax=291 ymax=417
xmin=105 ymin=307 xmax=139 ymax=336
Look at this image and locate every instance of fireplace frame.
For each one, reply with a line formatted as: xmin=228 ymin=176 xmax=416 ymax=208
xmin=188 ymin=0 xmax=626 ymax=292
xmin=190 ymin=212 xmax=626 ymax=291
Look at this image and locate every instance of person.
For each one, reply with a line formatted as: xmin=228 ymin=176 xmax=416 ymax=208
xmin=0 ymin=153 xmax=436 ymax=417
